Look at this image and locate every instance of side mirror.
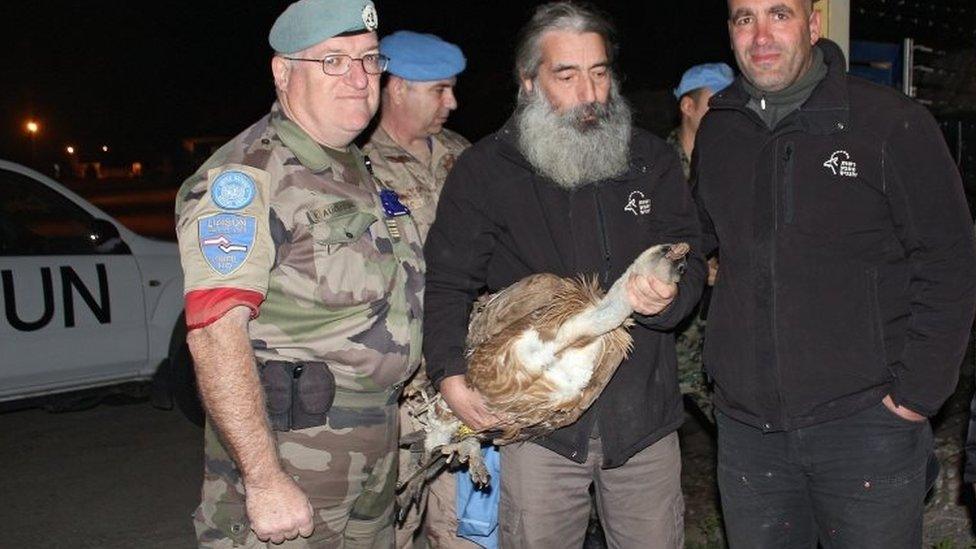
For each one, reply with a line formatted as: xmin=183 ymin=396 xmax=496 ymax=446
xmin=90 ymin=219 xmax=131 ymax=254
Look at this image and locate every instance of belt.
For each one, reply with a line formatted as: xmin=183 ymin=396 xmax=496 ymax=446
xmin=332 ymin=382 xmax=403 ymax=408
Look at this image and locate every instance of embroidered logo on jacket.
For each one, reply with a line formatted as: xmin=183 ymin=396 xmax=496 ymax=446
xmin=624 ymin=191 xmax=651 ymax=216
xmin=823 ymin=150 xmax=858 ymax=178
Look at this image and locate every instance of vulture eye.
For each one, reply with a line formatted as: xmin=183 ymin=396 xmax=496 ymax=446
xmin=661 ymin=245 xmax=672 ymax=255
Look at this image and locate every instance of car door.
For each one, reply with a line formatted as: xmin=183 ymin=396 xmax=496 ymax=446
xmin=0 ymin=167 xmax=148 ymax=400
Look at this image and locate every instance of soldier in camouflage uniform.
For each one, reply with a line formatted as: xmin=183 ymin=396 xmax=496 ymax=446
xmin=669 ymin=63 xmax=734 ymax=425
xmin=175 ymin=1 xmax=424 ymax=546
xmin=364 ymin=31 xmax=470 ymax=239
xmin=360 ymin=31 xmax=473 ymax=549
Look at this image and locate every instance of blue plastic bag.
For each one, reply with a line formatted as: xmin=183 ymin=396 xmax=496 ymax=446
xmin=455 ymin=445 xmax=500 ymax=549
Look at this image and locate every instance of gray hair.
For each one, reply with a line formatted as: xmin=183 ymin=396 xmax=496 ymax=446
xmin=514 ymin=2 xmax=618 ymax=85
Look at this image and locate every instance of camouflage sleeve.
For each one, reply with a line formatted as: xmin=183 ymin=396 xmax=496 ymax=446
xmin=176 ymin=164 xmax=276 ymax=330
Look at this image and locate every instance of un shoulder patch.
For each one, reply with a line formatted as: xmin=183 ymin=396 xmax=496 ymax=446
xmin=198 ymin=213 xmax=257 ymax=275
xmin=211 ymin=170 xmax=256 ymax=210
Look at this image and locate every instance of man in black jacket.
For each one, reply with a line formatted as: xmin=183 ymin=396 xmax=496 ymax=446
xmin=694 ymin=0 xmax=976 ymax=546
xmin=423 ymin=3 xmax=705 ymax=547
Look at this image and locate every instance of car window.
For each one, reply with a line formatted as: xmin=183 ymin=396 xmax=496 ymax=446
xmin=0 ymin=169 xmax=108 ymax=256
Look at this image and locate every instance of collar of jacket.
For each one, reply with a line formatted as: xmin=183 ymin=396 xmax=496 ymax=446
xmin=491 ymin=115 xmax=533 ymax=168
xmin=709 ymin=39 xmax=850 ymax=136
xmin=270 ymin=102 xmax=340 ymax=173
xmin=490 ymin=113 xmax=652 ymax=184
xmin=368 ymin=124 xmax=455 ymax=161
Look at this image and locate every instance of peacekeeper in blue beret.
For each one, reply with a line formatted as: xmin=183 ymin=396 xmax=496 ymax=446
xmin=364 ymin=31 xmax=470 ymax=239
xmin=668 ymin=62 xmax=734 ymax=433
xmin=360 ymin=30 xmax=476 ymax=549
xmin=177 ymin=0 xmax=427 ymax=546
xmin=669 ymin=63 xmax=735 ymax=180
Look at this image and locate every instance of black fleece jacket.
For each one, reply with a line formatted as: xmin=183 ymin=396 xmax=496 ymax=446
xmin=693 ymin=40 xmax=976 ymax=432
xmin=424 ymin=119 xmax=705 ymax=467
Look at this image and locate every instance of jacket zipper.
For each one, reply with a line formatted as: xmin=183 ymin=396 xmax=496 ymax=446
xmin=770 ymin=232 xmax=785 ymax=428
xmin=783 ymin=142 xmax=796 ymax=224
xmin=771 ymin=138 xmax=788 ymax=429
xmin=770 ymin=131 xmax=802 ymax=429
xmin=593 ymin=189 xmax=612 ymax=286
xmin=708 ymin=98 xmax=796 ymax=428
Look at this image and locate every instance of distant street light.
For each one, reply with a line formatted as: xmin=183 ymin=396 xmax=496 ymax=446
xmin=66 ymin=146 xmax=75 ymax=155
xmin=101 ymin=145 xmax=109 ymax=153
xmin=25 ymin=119 xmax=40 ymax=165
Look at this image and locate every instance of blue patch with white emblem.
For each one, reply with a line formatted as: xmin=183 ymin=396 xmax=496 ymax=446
xmin=211 ymin=170 xmax=256 ymax=210
xmin=379 ymin=189 xmax=410 ymax=217
xmin=198 ymin=213 xmax=256 ymax=275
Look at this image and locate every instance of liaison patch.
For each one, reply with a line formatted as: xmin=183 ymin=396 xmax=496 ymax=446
xmin=198 ymin=213 xmax=257 ymax=275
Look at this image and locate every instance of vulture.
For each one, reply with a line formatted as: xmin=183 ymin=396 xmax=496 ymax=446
xmin=397 ymin=242 xmax=689 ymax=508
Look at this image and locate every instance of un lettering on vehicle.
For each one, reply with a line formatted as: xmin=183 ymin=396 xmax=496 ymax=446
xmin=1 ymin=263 xmax=112 ymax=332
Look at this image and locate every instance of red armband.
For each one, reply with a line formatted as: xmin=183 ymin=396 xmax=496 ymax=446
xmin=185 ymin=288 xmax=264 ymax=330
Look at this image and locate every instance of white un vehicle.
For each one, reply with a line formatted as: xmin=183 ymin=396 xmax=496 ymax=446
xmin=0 ymin=160 xmax=201 ymax=422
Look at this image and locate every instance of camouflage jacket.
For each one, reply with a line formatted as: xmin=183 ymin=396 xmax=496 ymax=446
xmin=175 ymin=102 xmax=425 ymax=393
xmin=362 ymin=126 xmax=470 ymax=240
xmin=666 ymin=127 xmax=692 ymax=182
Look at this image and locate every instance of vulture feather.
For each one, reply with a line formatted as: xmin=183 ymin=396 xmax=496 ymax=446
xmin=397 ymin=242 xmax=689 ymax=509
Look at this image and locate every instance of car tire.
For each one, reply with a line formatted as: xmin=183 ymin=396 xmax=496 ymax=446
xmin=169 ymin=318 xmax=205 ymax=427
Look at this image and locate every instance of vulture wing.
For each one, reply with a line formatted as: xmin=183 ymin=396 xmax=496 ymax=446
xmin=465 ymin=273 xmax=566 ymax=350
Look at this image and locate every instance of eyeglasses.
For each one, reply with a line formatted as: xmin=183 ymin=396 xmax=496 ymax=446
xmin=284 ymin=53 xmax=390 ymax=76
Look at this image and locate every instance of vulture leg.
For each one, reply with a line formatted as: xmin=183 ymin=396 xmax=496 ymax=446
xmin=439 ymin=436 xmax=489 ymax=486
xmin=395 ymin=452 xmax=448 ymax=524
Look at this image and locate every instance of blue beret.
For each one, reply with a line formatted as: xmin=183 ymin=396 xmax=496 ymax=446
xmin=380 ymin=31 xmax=466 ymax=81
xmin=269 ymin=0 xmax=378 ymax=54
xmin=674 ymin=63 xmax=735 ymax=99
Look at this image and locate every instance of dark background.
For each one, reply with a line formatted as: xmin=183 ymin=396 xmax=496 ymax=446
xmin=2 ymin=1 xmax=975 ymax=175
xmin=0 ymin=1 xmax=731 ymax=167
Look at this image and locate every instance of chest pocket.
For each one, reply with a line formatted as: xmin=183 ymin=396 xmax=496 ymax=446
xmin=787 ymin=145 xmax=887 ymax=240
xmin=308 ymin=209 xmax=396 ymax=307
xmin=311 ymin=210 xmax=378 ymax=249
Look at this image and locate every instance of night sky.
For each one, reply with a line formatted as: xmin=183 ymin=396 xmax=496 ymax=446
xmin=13 ymin=1 xmax=970 ymax=172
xmin=3 ymin=1 xmax=738 ymax=169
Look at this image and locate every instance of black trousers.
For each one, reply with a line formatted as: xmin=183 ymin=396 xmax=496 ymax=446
xmin=716 ymin=402 xmax=933 ymax=549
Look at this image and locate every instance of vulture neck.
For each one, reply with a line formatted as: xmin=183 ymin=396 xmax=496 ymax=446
xmin=551 ymin=273 xmax=634 ymax=353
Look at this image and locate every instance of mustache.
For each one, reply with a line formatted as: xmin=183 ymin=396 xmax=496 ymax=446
xmin=748 ymin=46 xmax=783 ymax=56
xmin=568 ymin=102 xmax=601 ymax=130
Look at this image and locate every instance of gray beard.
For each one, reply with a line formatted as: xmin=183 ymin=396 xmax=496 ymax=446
xmin=516 ymin=84 xmax=633 ymax=190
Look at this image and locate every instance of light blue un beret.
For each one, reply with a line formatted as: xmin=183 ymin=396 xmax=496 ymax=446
xmin=674 ymin=62 xmax=735 ymax=99
xmin=380 ymin=31 xmax=466 ymax=81
xmin=269 ymin=0 xmax=378 ymax=54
